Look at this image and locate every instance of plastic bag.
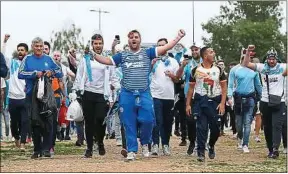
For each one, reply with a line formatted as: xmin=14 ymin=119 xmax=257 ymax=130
xmin=58 ymin=100 xmax=69 ymax=128
xmin=66 ymin=99 xmax=84 ymax=122
xmin=37 ymin=77 xmax=45 ymax=100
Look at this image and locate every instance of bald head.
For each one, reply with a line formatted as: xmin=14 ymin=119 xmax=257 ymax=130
xmin=53 ymin=51 xmax=62 ymax=62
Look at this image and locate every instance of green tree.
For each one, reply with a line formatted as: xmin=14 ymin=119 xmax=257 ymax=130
xmin=50 ymin=23 xmax=85 ymax=55
xmin=202 ymin=1 xmax=286 ymax=63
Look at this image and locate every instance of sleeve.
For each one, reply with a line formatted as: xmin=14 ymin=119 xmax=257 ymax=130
xmin=109 ymin=66 xmax=121 ymax=90
xmin=111 ymin=53 xmax=122 ymax=66
xmin=49 ymin=56 xmax=63 ymax=78
xmin=18 ymin=56 xmax=37 ymax=79
xmin=227 ymin=68 xmax=235 ymax=97
xmin=1 ymin=78 xmax=6 ymax=88
xmin=1 ymin=43 xmax=11 ymax=69
xmin=189 ymin=67 xmax=197 ymax=83
xmin=72 ymin=58 xmax=85 ymax=92
xmin=218 ymin=67 xmax=227 ymax=81
xmin=172 ymin=60 xmax=180 ymax=75
xmin=146 ymin=47 xmax=158 ymax=60
xmin=254 ymin=72 xmax=262 ymax=99
xmin=255 ymin=63 xmax=265 ymax=73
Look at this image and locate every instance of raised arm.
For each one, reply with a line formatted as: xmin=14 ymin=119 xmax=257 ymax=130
xmin=242 ymin=47 xmax=256 ymax=70
xmin=157 ymin=30 xmax=186 ymax=56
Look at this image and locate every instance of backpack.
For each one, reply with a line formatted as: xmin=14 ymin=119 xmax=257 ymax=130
xmin=0 ymin=52 xmax=8 ymax=78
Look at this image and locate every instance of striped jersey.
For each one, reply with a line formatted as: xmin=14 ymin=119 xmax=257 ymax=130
xmin=111 ymin=48 xmax=157 ymax=91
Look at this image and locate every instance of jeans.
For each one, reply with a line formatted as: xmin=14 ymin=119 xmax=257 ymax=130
xmin=114 ymin=112 xmax=122 ymax=140
xmin=235 ymin=98 xmax=255 ymax=146
xmin=152 ymin=98 xmax=174 ymax=146
xmin=260 ymin=101 xmax=286 ymax=152
xmin=76 ymin=121 xmax=84 ymax=143
xmin=9 ymin=98 xmax=29 ymax=144
xmin=2 ymin=107 xmax=10 ymax=138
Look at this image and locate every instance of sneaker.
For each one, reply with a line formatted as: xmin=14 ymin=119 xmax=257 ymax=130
xmin=208 ymin=146 xmax=216 ymax=159
xmin=151 ymin=144 xmax=159 ymax=156
xmin=174 ymin=130 xmax=181 ymax=137
xmin=83 ymin=149 xmax=92 ymax=158
xmin=142 ymin=144 xmax=150 ymax=157
xmin=20 ymin=144 xmax=26 ymax=152
xmin=283 ymin=148 xmax=287 ymax=154
xmin=187 ymin=143 xmax=195 ymax=155
xmin=43 ymin=151 xmax=52 ymax=158
xmin=31 ymin=152 xmax=40 ymax=159
xmin=242 ymin=145 xmax=250 ymax=153
xmin=64 ymin=136 xmax=71 ymax=141
xmin=50 ymin=147 xmax=55 ymax=156
xmin=272 ymin=149 xmax=279 ymax=159
xmin=163 ymin=145 xmax=171 ymax=156
xmin=98 ymin=143 xmax=106 ymax=156
xmin=255 ymin=136 xmax=261 ymax=143
xmin=121 ymin=149 xmax=128 ymax=158
xmin=15 ymin=139 xmax=20 ymax=148
xmin=126 ymin=152 xmax=136 ymax=161
xmin=267 ymin=151 xmax=274 ymax=158
xmin=197 ymin=155 xmax=205 ymax=162
xmin=237 ymin=139 xmax=243 ymax=150
xmin=75 ymin=140 xmax=82 ymax=147
xmin=232 ymin=133 xmax=237 ymax=139
xmin=26 ymin=138 xmax=32 ymax=144
xmin=116 ymin=139 xmax=122 ymax=146
xmin=179 ymin=140 xmax=187 ymax=146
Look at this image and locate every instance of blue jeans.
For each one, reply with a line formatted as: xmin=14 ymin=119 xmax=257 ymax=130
xmin=76 ymin=121 xmax=84 ymax=143
xmin=119 ymin=89 xmax=155 ymax=152
xmin=235 ymin=98 xmax=255 ymax=146
xmin=152 ymin=98 xmax=174 ymax=146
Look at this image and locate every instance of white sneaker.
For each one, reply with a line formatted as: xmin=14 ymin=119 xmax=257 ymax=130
xmin=142 ymin=144 xmax=150 ymax=157
xmin=255 ymin=136 xmax=261 ymax=142
xmin=151 ymin=144 xmax=159 ymax=156
xmin=116 ymin=139 xmax=122 ymax=146
xmin=283 ymin=148 xmax=287 ymax=154
xmin=237 ymin=139 xmax=243 ymax=150
xmin=126 ymin=152 xmax=136 ymax=161
xmin=242 ymin=145 xmax=250 ymax=153
xmin=163 ymin=145 xmax=171 ymax=156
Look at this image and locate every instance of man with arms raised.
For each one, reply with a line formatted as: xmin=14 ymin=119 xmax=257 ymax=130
xmin=93 ymin=29 xmax=186 ymax=161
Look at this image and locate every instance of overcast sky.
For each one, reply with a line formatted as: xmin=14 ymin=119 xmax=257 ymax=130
xmin=1 ymin=1 xmax=287 ymax=57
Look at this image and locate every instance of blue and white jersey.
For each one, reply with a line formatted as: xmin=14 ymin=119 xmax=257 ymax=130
xmin=111 ymin=48 xmax=157 ymax=91
xmin=255 ymin=63 xmax=287 ymax=102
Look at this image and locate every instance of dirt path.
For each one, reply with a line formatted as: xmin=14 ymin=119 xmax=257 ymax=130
xmin=1 ymin=131 xmax=287 ymax=172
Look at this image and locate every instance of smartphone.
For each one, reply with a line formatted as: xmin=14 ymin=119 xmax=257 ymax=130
xmin=183 ymin=54 xmax=189 ymax=59
xmin=115 ymin=35 xmax=120 ymax=44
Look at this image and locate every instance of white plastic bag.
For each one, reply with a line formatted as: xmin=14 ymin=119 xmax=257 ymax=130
xmin=66 ymin=100 xmax=84 ymax=122
xmin=37 ymin=77 xmax=45 ymax=100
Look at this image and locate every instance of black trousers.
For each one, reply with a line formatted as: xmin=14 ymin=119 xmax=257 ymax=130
xmin=260 ymin=101 xmax=286 ymax=152
xmin=82 ymin=91 xmax=108 ymax=150
xmin=9 ymin=98 xmax=29 ymax=144
xmin=175 ymin=98 xmax=187 ymax=141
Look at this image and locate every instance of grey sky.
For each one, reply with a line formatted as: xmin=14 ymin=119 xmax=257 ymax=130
xmin=1 ymin=1 xmax=286 ymax=57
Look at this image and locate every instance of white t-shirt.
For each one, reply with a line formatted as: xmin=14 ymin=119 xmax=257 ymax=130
xmin=190 ymin=64 xmax=226 ymax=98
xmin=1 ymin=78 xmax=6 ymax=89
xmin=85 ymin=59 xmax=106 ymax=94
xmin=150 ymin=57 xmax=179 ymax=100
xmin=255 ymin=63 xmax=286 ymax=102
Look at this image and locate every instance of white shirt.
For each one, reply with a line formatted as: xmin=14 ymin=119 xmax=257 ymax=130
xmin=2 ymin=42 xmax=26 ymax=99
xmin=256 ymin=63 xmax=286 ymax=102
xmin=150 ymin=57 xmax=179 ymax=100
xmin=1 ymin=78 xmax=6 ymax=89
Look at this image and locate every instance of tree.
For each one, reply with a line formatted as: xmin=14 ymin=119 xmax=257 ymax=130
xmin=202 ymin=1 xmax=286 ymax=63
xmin=50 ymin=23 xmax=85 ymax=56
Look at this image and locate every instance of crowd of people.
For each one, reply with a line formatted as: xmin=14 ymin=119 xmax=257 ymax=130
xmin=0 ymin=29 xmax=287 ymax=162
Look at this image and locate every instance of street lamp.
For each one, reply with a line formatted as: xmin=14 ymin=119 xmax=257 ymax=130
xmin=192 ymin=1 xmax=195 ymax=45
xmin=90 ymin=8 xmax=110 ymax=30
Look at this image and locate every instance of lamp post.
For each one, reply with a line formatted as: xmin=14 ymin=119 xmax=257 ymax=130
xmin=90 ymin=8 xmax=110 ymax=30
xmin=192 ymin=1 xmax=195 ymax=45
